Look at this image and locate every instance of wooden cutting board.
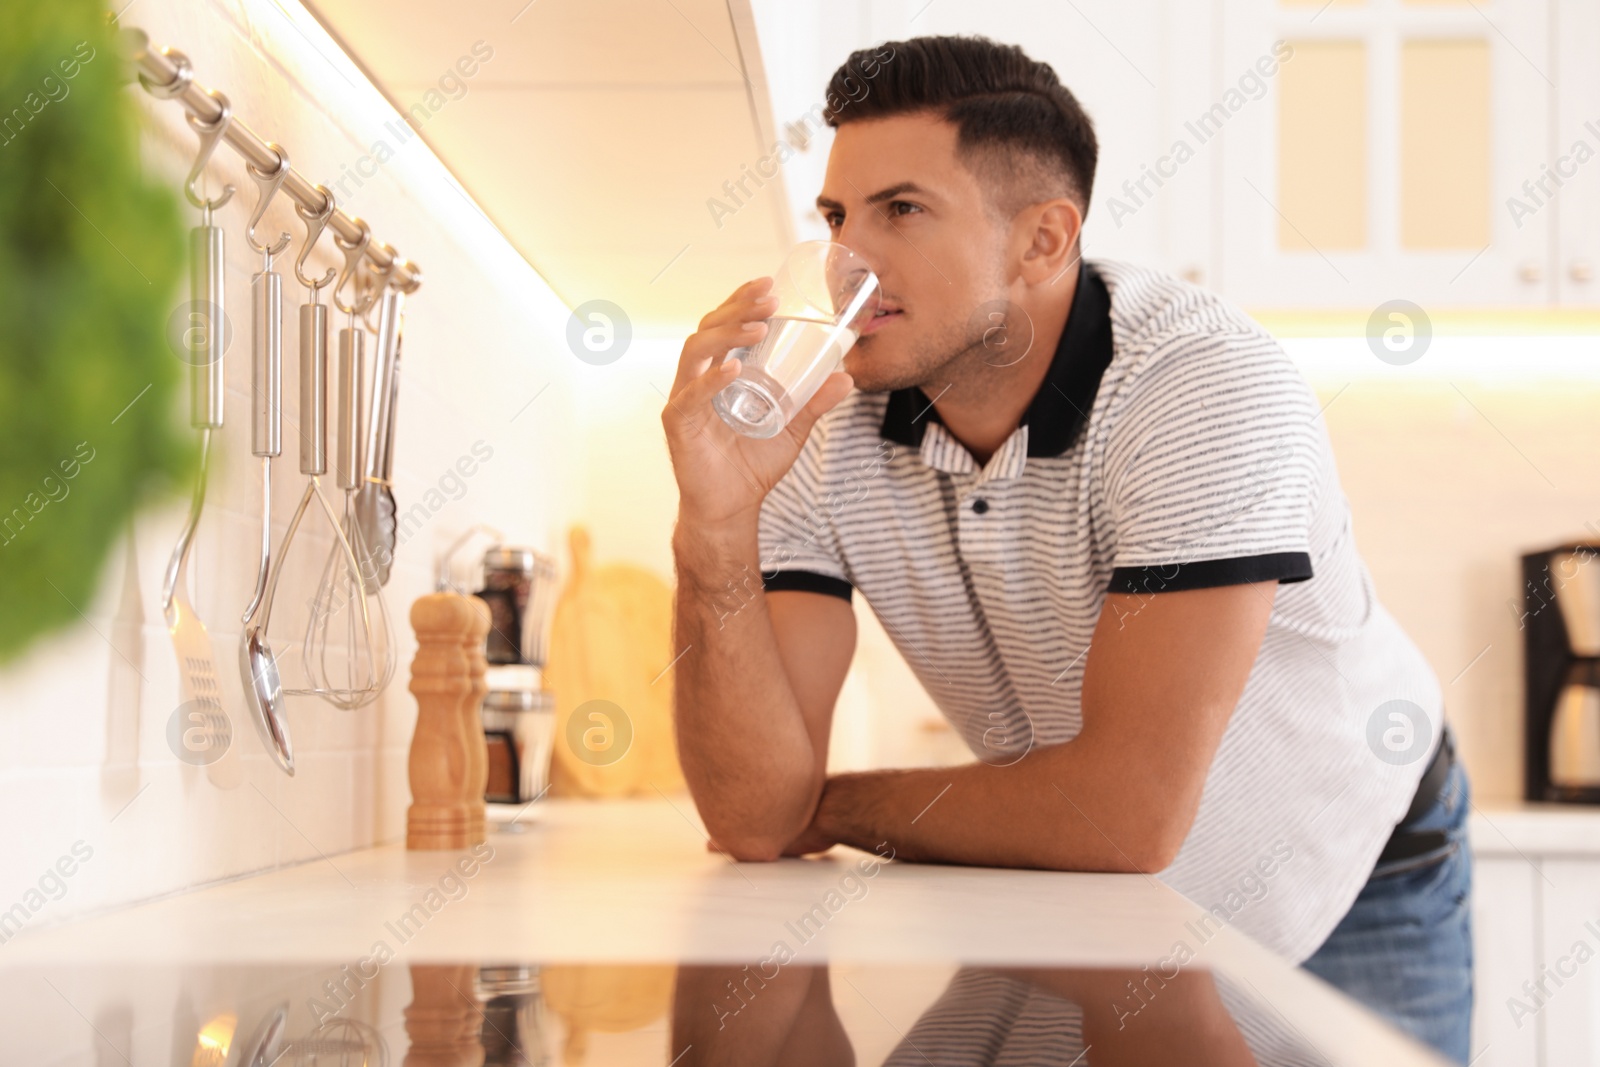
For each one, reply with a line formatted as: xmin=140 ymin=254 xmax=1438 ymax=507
xmin=545 ymin=526 xmax=686 ymax=797
xmin=540 ymin=964 xmax=676 ymax=1064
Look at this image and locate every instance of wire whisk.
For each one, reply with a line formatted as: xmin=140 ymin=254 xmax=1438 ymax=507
xmin=296 ymin=213 xmax=395 ymax=710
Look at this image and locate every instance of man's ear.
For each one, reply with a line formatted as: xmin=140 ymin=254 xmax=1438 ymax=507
xmin=1015 ymin=197 xmax=1084 ymax=286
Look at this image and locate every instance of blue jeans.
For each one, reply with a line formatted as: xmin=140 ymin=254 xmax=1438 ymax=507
xmin=1301 ymin=756 xmax=1474 ymax=1064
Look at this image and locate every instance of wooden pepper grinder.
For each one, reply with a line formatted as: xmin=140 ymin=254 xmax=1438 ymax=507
xmin=407 ymin=593 xmax=487 ymax=850
xmin=461 ymin=594 xmax=490 ymax=842
xmin=402 ymin=963 xmax=484 ymax=1067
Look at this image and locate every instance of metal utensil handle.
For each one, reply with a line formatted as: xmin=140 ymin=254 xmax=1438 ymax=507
xmin=161 ymin=428 xmax=212 ymax=615
xmin=365 ymin=287 xmax=403 ymax=480
xmin=251 ymin=269 xmax=282 ymax=457
xmin=190 ymin=224 xmax=225 ymax=429
xmin=299 ymin=302 xmax=328 ymax=476
xmin=336 ymin=324 xmax=365 ymax=490
xmin=380 ymin=316 xmax=403 ymax=480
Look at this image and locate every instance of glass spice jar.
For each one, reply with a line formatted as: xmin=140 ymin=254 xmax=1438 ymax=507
xmin=474 ymin=546 xmax=558 ymax=667
xmin=476 ymin=547 xmax=534 ymax=666
xmin=481 ymin=686 xmax=557 ymax=804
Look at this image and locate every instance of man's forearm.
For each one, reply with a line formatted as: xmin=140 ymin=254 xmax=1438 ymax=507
xmin=812 ymin=742 xmax=1197 ymax=873
xmin=671 ymin=518 xmax=821 ymax=856
xmin=804 ymin=583 xmax=1273 ymax=873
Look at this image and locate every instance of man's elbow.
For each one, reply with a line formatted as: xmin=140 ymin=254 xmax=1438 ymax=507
xmin=687 ymin=766 xmax=821 ymax=863
xmin=1124 ymin=818 xmax=1188 ymax=873
xmin=1124 ymin=837 xmax=1182 ymax=874
xmin=700 ymin=811 xmax=804 ymax=863
xmin=1066 ymin=818 xmax=1187 ymax=874
xmin=716 ymin=837 xmax=785 ymax=862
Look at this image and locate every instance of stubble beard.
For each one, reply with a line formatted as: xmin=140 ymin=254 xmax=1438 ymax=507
xmin=846 ymin=313 xmax=1011 ymax=402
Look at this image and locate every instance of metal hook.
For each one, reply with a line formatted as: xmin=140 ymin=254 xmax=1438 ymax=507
xmin=294 ymin=184 xmax=339 ymax=295
xmin=397 ymin=260 xmax=423 ymax=295
xmin=180 ymin=86 xmax=236 ymax=215
xmin=332 ymin=217 xmax=373 ymax=315
xmin=245 ymin=144 xmax=293 ymax=260
xmin=360 ymin=243 xmax=397 ymax=331
xmin=366 ymin=242 xmax=397 ymax=285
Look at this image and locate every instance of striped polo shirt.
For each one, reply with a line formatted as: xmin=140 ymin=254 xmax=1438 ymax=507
xmin=883 ymin=968 xmax=1323 ymax=1066
xmin=756 ymin=258 xmax=1443 ymax=963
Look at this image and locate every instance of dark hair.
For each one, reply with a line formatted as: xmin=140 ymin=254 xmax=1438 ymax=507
xmin=823 ymin=35 xmax=1098 ymax=219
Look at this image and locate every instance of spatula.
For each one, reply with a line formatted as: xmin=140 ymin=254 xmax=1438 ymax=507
xmin=164 ymin=186 xmax=240 ymax=788
xmin=162 ymin=430 xmax=240 ymax=787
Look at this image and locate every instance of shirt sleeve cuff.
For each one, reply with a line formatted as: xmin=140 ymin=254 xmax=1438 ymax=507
xmin=761 ymin=569 xmax=854 ymax=602
xmin=1108 ymin=551 xmax=1313 ymax=594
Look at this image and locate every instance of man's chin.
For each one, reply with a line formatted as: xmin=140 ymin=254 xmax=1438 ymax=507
xmin=842 ymin=348 xmax=910 ymax=394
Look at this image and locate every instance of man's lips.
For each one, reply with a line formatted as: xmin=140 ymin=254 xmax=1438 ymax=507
xmin=860 ymin=307 xmax=903 ymax=335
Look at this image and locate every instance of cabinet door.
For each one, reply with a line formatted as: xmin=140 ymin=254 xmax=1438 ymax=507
xmin=1219 ymin=0 xmax=1553 ymax=309
xmin=1472 ymin=856 xmax=1543 ymax=1067
xmin=1541 ymin=859 xmax=1600 ymax=1066
xmin=1555 ymin=0 xmax=1600 ymax=306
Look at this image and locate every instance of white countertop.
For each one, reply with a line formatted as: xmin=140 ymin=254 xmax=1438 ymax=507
xmin=1471 ymin=800 xmax=1600 ymax=857
xmin=0 ymin=798 xmax=1452 ymax=1066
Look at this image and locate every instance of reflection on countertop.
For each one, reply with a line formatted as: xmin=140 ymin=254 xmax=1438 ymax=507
xmin=7 ymin=958 xmax=1342 ymax=1066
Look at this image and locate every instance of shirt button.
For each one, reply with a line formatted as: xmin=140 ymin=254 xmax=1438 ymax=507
xmin=971 ymin=498 xmax=989 ymax=515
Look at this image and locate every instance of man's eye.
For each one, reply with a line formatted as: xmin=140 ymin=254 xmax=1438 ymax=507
xmin=822 ymin=202 xmax=919 ymax=227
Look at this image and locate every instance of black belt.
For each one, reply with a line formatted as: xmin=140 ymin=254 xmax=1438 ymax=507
xmin=1374 ymin=728 xmax=1455 ymax=866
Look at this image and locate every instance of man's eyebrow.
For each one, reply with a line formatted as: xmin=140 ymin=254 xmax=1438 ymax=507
xmin=815 ymin=181 xmax=933 ymax=213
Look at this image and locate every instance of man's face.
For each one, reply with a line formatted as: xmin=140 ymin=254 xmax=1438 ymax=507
xmin=816 ymin=111 xmax=1013 ymax=393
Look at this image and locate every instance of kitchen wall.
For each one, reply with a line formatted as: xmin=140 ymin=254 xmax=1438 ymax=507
xmin=0 ymin=0 xmax=581 ymax=926
xmin=1292 ymin=341 xmax=1600 ymax=802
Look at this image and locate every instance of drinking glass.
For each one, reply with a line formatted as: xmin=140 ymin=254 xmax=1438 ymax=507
xmin=712 ymin=240 xmax=880 ymax=439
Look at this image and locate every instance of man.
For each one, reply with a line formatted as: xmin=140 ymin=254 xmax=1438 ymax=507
xmin=660 ymin=34 xmax=1471 ymax=1064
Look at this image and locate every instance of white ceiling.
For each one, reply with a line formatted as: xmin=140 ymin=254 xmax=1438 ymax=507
xmin=305 ymin=0 xmax=796 ymax=333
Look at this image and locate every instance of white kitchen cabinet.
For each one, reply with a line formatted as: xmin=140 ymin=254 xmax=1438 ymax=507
xmin=1471 ymin=806 xmax=1600 ymax=1067
xmin=1218 ymin=0 xmax=1554 ymax=310
xmin=1540 ymin=860 xmax=1600 ymax=1065
xmin=1555 ymin=0 xmax=1600 ymax=306
xmin=1472 ymin=856 xmax=1542 ymax=1067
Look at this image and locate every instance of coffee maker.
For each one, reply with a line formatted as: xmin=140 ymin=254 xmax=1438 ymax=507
xmin=1522 ymin=544 xmax=1600 ymax=803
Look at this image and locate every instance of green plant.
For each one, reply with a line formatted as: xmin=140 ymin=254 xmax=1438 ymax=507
xmin=0 ymin=1 xmax=190 ymax=663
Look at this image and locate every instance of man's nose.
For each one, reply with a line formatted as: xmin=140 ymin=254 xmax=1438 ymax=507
xmin=834 ymin=217 xmax=883 ymax=266
xmin=832 ymin=229 xmax=886 ymax=296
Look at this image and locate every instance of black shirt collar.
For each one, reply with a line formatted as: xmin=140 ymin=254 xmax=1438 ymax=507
xmin=879 ymin=260 xmax=1114 ymax=459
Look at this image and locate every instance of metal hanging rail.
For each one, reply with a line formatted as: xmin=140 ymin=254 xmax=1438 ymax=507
xmin=124 ymin=28 xmax=423 ymax=294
